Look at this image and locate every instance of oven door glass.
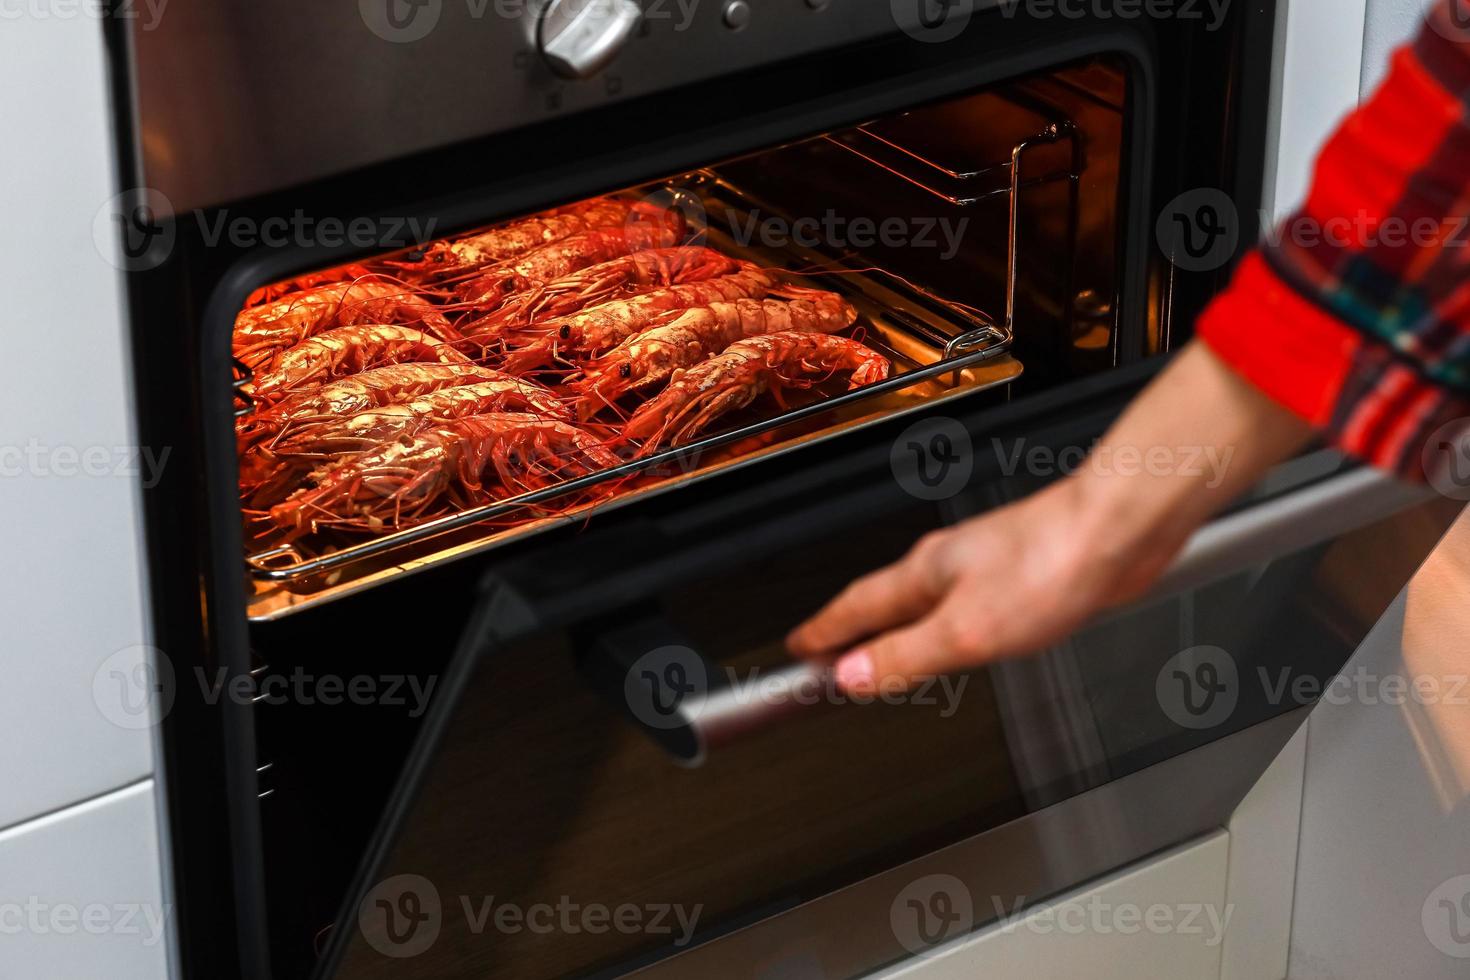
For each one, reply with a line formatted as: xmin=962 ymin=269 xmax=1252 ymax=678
xmin=313 ymin=427 xmax=1453 ymax=980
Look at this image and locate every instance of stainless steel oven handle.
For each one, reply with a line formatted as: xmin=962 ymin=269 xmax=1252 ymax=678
xmin=579 ymin=615 xmax=834 ymax=768
xmin=673 ymin=661 xmax=831 ymax=768
xmin=1146 ymin=465 xmax=1437 ymax=601
xmin=587 ymin=468 xmax=1436 ymax=767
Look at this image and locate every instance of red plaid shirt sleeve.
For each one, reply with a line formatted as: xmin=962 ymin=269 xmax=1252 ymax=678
xmin=1196 ymin=0 xmax=1470 ymax=481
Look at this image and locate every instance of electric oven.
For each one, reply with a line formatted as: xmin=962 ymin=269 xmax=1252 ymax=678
xmin=108 ymin=2 xmax=1455 ymax=977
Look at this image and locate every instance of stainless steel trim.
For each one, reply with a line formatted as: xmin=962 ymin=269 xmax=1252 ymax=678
xmin=1150 ymin=466 xmax=1436 ymax=599
xmin=127 ymin=2 xmax=908 ymax=211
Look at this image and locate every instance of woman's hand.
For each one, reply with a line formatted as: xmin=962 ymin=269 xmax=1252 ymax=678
xmin=785 ymin=473 xmax=1181 ymax=692
xmin=787 ymin=342 xmax=1315 ymax=692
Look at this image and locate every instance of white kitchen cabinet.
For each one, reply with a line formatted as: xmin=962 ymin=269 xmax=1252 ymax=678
xmin=0 ymin=781 xmax=173 ymax=978
xmin=0 ymin=3 xmax=157 ymax=829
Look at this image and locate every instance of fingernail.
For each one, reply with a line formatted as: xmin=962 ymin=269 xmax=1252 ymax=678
xmin=835 ymin=649 xmax=875 ymax=692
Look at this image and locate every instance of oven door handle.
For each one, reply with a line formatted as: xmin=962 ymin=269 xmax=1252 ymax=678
xmin=578 ymin=613 xmax=832 ymax=768
xmin=1145 ymin=464 xmax=1436 ymax=602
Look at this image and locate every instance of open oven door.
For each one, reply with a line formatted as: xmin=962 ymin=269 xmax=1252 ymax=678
xmin=305 ymin=368 xmax=1459 ymax=980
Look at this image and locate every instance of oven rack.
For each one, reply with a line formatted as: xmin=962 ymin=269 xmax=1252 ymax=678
xmin=241 ymin=122 xmax=1074 ymax=599
xmin=825 ymin=121 xmax=1078 ymax=207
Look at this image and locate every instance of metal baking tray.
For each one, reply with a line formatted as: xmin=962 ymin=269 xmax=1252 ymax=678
xmin=242 ymin=146 xmax=1057 ymax=619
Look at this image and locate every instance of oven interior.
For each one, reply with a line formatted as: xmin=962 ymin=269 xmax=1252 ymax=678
xmin=237 ymin=54 xmax=1138 ymax=979
xmin=241 ymin=54 xmax=1129 ymax=622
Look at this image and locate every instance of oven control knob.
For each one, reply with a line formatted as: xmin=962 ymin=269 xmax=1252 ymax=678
xmin=538 ymin=0 xmax=642 ymax=80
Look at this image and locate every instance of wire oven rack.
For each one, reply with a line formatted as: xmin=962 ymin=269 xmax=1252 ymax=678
xmin=242 ymin=111 xmax=1080 ymax=618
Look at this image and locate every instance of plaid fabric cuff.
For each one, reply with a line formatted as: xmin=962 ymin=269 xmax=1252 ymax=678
xmin=1196 ymin=252 xmax=1470 ymax=481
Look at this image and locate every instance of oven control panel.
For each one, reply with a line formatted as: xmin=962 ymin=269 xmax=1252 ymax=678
xmin=128 ymin=0 xmax=1005 ymax=211
xmin=539 ymin=0 xmax=642 ymax=79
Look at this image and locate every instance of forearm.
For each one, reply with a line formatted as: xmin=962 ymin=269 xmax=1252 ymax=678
xmin=1061 ymin=341 xmax=1314 ymax=602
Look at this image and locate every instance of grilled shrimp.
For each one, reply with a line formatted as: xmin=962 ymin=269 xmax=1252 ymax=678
xmin=454 ymin=213 xmax=685 ymax=306
xmin=236 ymin=363 xmax=514 ymax=448
xmin=500 ymin=267 xmax=779 ymax=372
xmin=273 ymin=380 xmax=571 ymax=456
xmin=463 ymin=246 xmax=742 ymax=342
xmin=267 ymin=413 xmax=621 ymax=533
xmin=622 ymin=332 xmax=890 ymax=449
xmin=569 ymin=291 xmax=857 ymax=413
xmin=243 ymin=263 xmax=373 ymax=308
xmin=391 ymin=198 xmax=638 ymax=281
xmin=246 ymin=324 xmax=470 ymax=401
xmin=233 ymin=279 xmax=452 ymax=370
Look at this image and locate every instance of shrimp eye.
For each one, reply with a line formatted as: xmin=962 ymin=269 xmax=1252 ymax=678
xmin=559 ymin=325 xmax=571 ymax=339
xmin=619 ymin=363 xmax=631 ymax=378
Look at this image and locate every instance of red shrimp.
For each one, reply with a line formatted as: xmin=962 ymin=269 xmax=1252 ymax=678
xmin=245 ymin=324 xmax=469 ymax=401
xmin=389 ymin=198 xmax=639 ymax=281
xmin=272 ymin=379 xmax=572 ymax=456
xmin=453 ymin=212 xmax=685 ymax=306
xmin=622 ymin=332 xmax=890 ymax=449
xmin=236 ymin=363 xmax=515 ymax=449
xmin=499 ymin=267 xmax=779 ymax=372
xmin=568 ymin=291 xmax=857 ymax=414
xmin=265 ymin=413 xmax=621 ymax=534
xmin=243 ymin=263 xmax=373 ymax=308
xmin=233 ymin=279 xmax=453 ymax=371
xmin=461 ymin=246 xmax=742 ymax=343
